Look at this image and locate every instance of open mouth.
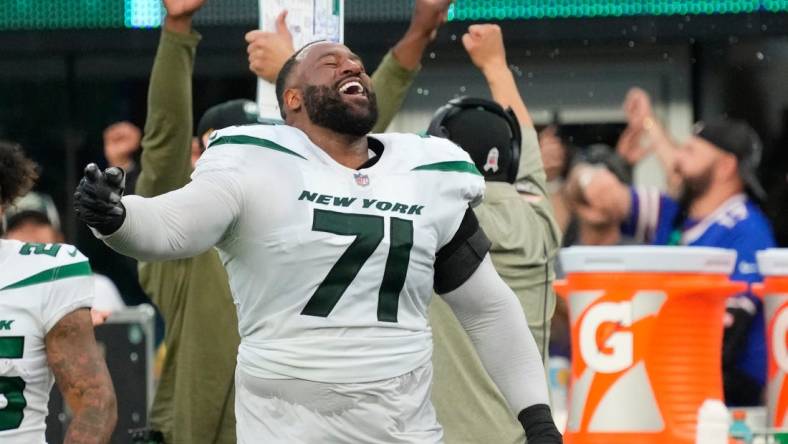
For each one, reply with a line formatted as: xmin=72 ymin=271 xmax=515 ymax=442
xmin=338 ymin=79 xmax=366 ymax=97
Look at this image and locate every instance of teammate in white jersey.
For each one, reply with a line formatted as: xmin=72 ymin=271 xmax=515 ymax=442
xmin=0 ymin=141 xmax=116 ymax=443
xmin=75 ymin=42 xmax=562 ymax=443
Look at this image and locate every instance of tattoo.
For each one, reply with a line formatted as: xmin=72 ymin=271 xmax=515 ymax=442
xmin=46 ymin=308 xmax=117 ymax=444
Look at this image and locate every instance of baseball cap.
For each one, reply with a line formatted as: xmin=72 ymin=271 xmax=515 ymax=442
xmin=2 ymin=191 xmax=60 ymax=231
xmin=693 ymin=118 xmax=767 ymax=201
xmin=196 ymin=99 xmax=260 ymax=149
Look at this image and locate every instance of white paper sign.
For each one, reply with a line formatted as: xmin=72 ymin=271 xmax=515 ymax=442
xmin=257 ymin=0 xmax=344 ymax=122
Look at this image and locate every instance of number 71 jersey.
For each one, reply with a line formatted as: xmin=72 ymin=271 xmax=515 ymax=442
xmin=200 ymin=125 xmax=485 ymax=384
xmin=0 ymin=239 xmax=93 ymax=443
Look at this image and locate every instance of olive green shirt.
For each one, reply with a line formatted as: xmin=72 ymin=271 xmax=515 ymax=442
xmin=430 ymin=126 xmax=561 ymax=444
xmin=136 ymin=29 xmax=419 ymax=444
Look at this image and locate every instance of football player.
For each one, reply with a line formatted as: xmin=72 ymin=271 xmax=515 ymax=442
xmin=75 ymin=41 xmax=561 ymax=443
xmin=0 ymin=141 xmax=116 ymax=443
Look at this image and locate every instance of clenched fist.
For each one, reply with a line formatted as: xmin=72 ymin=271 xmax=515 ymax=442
xmin=623 ymin=87 xmax=654 ymax=130
xmin=163 ymin=0 xmax=207 ymax=20
xmin=74 ymin=164 xmax=126 ymax=235
xmin=462 ymin=24 xmax=507 ymax=73
xmin=409 ymin=0 xmax=453 ymax=41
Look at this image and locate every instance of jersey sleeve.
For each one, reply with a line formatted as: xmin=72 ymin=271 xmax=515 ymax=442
xmin=622 ymin=186 xmax=677 ymax=243
xmin=37 ymin=245 xmax=94 ymax=333
xmin=98 ymin=133 xmax=246 ymax=261
xmin=419 ymin=135 xmax=486 ymax=208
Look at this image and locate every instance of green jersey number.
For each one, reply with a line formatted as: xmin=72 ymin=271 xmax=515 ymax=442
xmin=0 ymin=337 xmax=27 ymax=431
xmin=301 ymin=210 xmax=414 ymax=323
xmin=19 ymin=243 xmax=61 ymax=257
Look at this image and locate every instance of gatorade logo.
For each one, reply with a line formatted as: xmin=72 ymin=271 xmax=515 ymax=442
xmin=580 ymin=302 xmax=633 ymax=374
xmin=772 ymin=306 xmax=788 ymax=373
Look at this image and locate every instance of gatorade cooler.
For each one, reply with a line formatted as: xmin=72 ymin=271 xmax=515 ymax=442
xmin=555 ymin=246 xmax=744 ymax=444
xmin=756 ymin=249 xmax=788 ymax=428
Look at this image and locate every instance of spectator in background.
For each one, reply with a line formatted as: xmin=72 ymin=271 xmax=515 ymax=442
xmin=561 ymin=144 xmax=633 ymax=250
xmin=195 ymin=98 xmax=260 ymax=151
xmin=133 ymin=0 xmax=453 ymax=442
xmin=570 ymin=113 xmax=776 ymax=406
xmin=427 ymin=24 xmax=562 ymax=444
xmin=3 ymin=207 xmax=126 ymax=314
xmin=538 ymin=124 xmax=573 ymax=234
xmin=550 ymin=144 xmax=634 ymax=360
xmin=103 ymin=121 xmax=142 ymax=194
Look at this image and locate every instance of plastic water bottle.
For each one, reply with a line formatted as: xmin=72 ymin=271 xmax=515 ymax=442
xmin=696 ymin=399 xmax=730 ymax=444
xmin=729 ymin=410 xmax=753 ymax=444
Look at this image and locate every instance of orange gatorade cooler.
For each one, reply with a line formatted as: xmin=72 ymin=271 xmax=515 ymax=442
xmin=756 ymin=249 xmax=788 ymax=428
xmin=555 ymin=246 xmax=745 ymax=444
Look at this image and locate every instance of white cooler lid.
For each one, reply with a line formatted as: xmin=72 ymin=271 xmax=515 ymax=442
xmin=757 ymin=249 xmax=788 ymax=276
xmin=559 ymin=246 xmax=737 ymax=274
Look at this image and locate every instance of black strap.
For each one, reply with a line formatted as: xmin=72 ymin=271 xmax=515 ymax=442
xmin=433 ymin=208 xmax=491 ymax=294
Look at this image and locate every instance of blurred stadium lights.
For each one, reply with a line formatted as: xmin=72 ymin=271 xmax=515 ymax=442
xmin=1 ymin=0 xmax=788 ymax=30
xmin=448 ymin=1 xmax=788 ymax=20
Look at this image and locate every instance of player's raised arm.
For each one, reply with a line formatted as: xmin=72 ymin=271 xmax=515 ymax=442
xmin=74 ymin=158 xmax=242 ymax=261
xmin=46 ymin=308 xmax=116 ymax=444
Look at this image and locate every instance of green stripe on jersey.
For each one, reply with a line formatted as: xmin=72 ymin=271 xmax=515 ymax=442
xmin=0 ymin=337 xmax=23 ymax=358
xmin=208 ymin=135 xmax=307 ymax=160
xmin=1 ymin=261 xmax=92 ymax=291
xmin=412 ymin=161 xmax=482 ymax=176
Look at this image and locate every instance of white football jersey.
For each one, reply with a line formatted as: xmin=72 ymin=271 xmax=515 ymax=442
xmin=198 ymin=125 xmax=485 ymax=383
xmin=0 ymin=239 xmax=93 ymax=443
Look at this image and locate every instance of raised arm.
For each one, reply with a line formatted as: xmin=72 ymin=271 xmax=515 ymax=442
xmin=619 ymin=87 xmax=683 ymax=196
xmin=462 ymin=24 xmax=530 ymax=128
xmin=440 ymin=256 xmax=562 ymax=443
xmin=369 ymin=0 xmax=452 ymax=131
xmin=46 ymin=308 xmax=117 ymax=444
xmin=463 ymin=24 xmax=561 ymax=247
xmin=136 ymin=0 xmax=206 ymax=197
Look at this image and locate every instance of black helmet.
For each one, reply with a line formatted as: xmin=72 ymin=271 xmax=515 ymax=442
xmin=427 ymin=97 xmax=521 ymax=183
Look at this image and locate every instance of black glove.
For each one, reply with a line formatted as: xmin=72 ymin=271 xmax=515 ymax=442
xmin=519 ymin=404 xmax=563 ymax=444
xmin=129 ymin=428 xmax=165 ymax=444
xmin=74 ymin=163 xmax=126 ymax=235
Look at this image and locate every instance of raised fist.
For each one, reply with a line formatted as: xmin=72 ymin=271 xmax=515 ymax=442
xmin=163 ymin=0 xmax=207 ymax=20
xmin=462 ymin=24 xmax=507 ymax=72
xmin=409 ymin=0 xmax=453 ymax=41
xmin=623 ymin=87 xmax=654 ymax=129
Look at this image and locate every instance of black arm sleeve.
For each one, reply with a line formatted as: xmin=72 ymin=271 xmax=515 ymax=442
xmin=433 ymin=208 xmax=492 ymax=294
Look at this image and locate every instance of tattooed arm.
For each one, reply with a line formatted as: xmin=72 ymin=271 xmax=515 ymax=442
xmin=46 ymin=308 xmax=117 ymax=444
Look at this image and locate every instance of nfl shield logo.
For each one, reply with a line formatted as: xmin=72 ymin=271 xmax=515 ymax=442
xmin=354 ymin=172 xmax=370 ymax=187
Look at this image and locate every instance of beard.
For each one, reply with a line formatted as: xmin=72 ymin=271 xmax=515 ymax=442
xmin=303 ymin=84 xmax=378 ymax=137
xmin=678 ymin=164 xmax=714 ymax=206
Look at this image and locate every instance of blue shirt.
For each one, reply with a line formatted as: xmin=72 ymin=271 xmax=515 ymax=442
xmin=623 ymin=189 xmax=776 ymax=386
